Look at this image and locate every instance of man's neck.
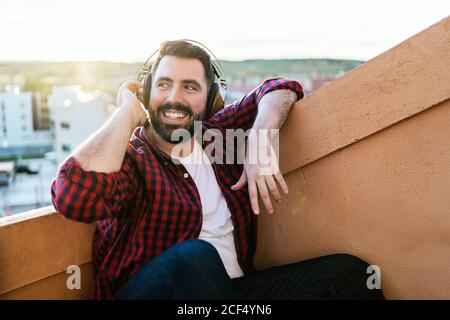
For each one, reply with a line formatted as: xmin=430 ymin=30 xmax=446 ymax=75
xmin=145 ymin=127 xmax=195 ymax=159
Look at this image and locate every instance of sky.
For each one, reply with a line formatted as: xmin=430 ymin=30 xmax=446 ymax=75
xmin=1 ymin=0 xmax=449 ymax=62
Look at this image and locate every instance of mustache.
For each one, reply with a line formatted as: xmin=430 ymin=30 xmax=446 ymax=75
xmin=157 ymin=103 xmax=193 ymax=117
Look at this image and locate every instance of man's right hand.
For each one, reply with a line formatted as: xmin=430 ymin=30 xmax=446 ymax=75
xmin=116 ymin=81 xmax=149 ymax=127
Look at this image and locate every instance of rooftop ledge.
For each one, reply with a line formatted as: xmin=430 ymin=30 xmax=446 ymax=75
xmin=1 ymin=16 xmax=450 ymax=299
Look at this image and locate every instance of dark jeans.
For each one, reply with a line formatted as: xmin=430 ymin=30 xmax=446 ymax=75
xmin=114 ymin=239 xmax=384 ymax=300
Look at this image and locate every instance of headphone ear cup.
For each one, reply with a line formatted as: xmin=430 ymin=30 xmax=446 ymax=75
xmin=211 ymin=89 xmax=224 ymax=116
xmin=143 ymin=73 xmax=152 ymax=109
xmin=205 ymin=83 xmax=219 ymax=120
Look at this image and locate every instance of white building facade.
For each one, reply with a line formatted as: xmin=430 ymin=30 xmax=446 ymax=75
xmin=48 ymin=86 xmax=115 ymax=164
xmin=0 ymin=85 xmax=52 ymax=150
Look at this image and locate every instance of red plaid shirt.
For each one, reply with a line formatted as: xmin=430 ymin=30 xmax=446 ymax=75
xmin=51 ymin=77 xmax=303 ymax=300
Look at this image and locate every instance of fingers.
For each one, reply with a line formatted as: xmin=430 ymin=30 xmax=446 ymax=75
xmin=118 ymin=81 xmax=141 ymax=97
xmin=252 ymin=171 xmax=288 ymax=215
xmin=265 ymin=175 xmax=282 ymax=203
xmin=256 ymin=178 xmax=274 ymax=214
xmin=248 ymin=179 xmax=260 ymax=215
xmin=231 ymin=172 xmax=248 ymax=191
xmin=274 ymin=170 xmax=289 ymax=194
xmin=137 ymin=87 xmax=144 ymax=104
xmin=123 ymin=81 xmax=143 ymax=94
xmin=117 ymin=81 xmax=141 ymax=107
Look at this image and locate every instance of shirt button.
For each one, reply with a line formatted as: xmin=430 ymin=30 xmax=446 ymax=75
xmin=183 ymin=173 xmax=189 ymax=179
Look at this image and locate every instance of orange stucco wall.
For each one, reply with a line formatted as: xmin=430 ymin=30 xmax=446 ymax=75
xmin=254 ymin=16 xmax=450 ymax=299
xmin=0 ymin=16 xmax=449 ymax=299
xmin=0 ymin=207 xmax=95 ymax=299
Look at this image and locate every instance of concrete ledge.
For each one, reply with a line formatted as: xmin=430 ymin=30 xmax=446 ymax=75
xmin=255 ymin=98 xmax=450 ymax=299
xmin=0 ymin=262 xmax=93 ymax=300
xmin=279 ymin=16 xmax=450 ymax=175
xmin=255 ymin=17 xmax=450 ymax=299
xmin=0 ymin=206 xmax=95 ymax=298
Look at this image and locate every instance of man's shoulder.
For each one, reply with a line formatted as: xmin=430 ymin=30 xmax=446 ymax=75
xmin=123 ymin=127 xmax=155 ymax=162
xmin=129 ymin=127 xmax=151 ymax=149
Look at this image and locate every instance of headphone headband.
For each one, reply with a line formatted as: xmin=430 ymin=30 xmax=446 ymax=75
xmin=137 ymin=39 xmax=227 ymax=98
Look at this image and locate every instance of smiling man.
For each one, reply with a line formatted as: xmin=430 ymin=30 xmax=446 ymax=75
xmin=146 ymin=55 xmax=205 ymax=144
xmin=51 ymin=40 xmax=384 ymax=300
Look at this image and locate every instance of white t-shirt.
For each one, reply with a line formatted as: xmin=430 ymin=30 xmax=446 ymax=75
xmin=173 ymin=139 xmax=244 ymax=279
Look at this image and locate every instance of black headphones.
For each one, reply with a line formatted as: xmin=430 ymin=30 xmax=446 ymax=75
xmin=137 ymin=39 xmax=227 ymax=121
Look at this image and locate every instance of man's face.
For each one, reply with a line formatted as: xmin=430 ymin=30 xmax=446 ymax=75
xmin=148 ymin=55 xmax=208 ymax=143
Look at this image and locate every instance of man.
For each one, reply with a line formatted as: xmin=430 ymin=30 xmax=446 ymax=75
xmin=51 ymin=40 xmax=384 ymax=300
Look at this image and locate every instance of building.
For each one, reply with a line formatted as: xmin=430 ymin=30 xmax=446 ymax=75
xmin=48 ymin=86 xmax=116 ymax=164
xmin=0 ymin=85 xmax=52 ymax=157
xmin=0 ymin=161 xmax=14 ymax=185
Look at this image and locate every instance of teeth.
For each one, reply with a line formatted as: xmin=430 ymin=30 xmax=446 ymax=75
xmin=163 ymin=111 xmax=187 ymax=119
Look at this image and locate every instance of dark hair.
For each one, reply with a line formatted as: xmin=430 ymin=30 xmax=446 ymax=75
xmin=150 ymin=40 xmax=215 ymax=90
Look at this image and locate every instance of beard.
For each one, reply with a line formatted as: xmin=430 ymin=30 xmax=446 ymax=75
xmin=148 ymin=102 xmax=204 ymax=144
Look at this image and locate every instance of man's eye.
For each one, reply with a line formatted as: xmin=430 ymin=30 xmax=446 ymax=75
xmin=186 ymin=85 xmax=197 ymax=91
xmin=158 ymin=83 xmax=168 ymax=88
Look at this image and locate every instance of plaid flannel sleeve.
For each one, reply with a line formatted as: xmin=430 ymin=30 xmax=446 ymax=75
xmin=50 ymin=150 xmax=138 ymax=223
xmin=205 ymin=77 xmax=303 ymax=131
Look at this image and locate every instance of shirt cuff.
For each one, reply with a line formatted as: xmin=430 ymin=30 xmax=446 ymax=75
xmin=57 ymin=155 xmax=117 ymax=200
xmin=255 ymin=77 xmax=304 ymax=105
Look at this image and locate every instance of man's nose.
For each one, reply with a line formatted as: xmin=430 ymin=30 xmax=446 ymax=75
xmin=167 ymin=85 xmax=183 ymax=104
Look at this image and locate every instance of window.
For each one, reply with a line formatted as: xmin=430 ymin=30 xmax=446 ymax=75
xmin=62 ymin=144 xmax=71 ymax=152
xmin=60 ymin=122 xmax=70 ymax=129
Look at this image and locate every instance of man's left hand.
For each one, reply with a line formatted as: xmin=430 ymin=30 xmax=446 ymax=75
xmin=231 ymin=130 xmax=289 ymax=214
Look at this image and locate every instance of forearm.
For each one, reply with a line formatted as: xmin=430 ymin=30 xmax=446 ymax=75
xmin=252 ymin=89 xmax=297 ymax=132
xmin=73 ymin=105 xmax=137 ymax=173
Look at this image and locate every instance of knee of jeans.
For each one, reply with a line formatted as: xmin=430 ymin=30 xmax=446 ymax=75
xmin=326 ymin=254 xmax=377 ymax=286
xmin=330 ymin=254 xmax=371 ymax=273
xmin=327 ymin=253 xmax=366 ymax=265
xmin=328 ymin=254 xmax=384 ymax=299
xmin=173 ymin=239 xmax=222 ymax=269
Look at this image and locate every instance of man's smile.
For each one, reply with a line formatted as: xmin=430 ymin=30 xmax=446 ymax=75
xmin=159 ymin=108 xmax=191 ymax=125
xmin=159 ymin=109 xmax=190 ymax=125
